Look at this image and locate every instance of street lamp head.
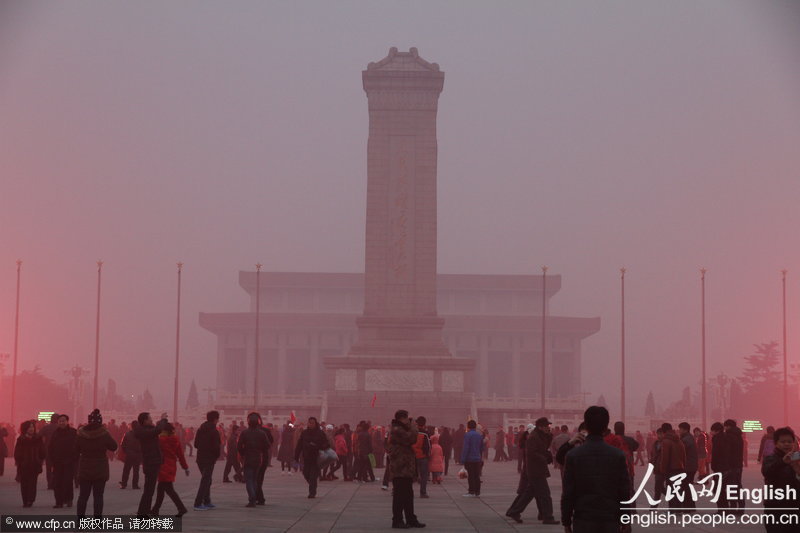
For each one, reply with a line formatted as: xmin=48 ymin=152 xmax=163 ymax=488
xmin=97 ymin=260 xmax=104 ymax=269
xmin=16 ymin=259 xmax=22 ymax=267
xmin=256 ymin=263 xmax=263 ymax=271
xmin=541 ymin=265 xmax=548 ymax=274
xmin=177 ymin=262 xmax=184 ymax=271
xmin=620 ymin=267 xmax=626 ymax=276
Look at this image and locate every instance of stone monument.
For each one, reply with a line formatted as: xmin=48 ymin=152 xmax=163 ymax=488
xmin=324 ymin=48 xmax=475 ymax=424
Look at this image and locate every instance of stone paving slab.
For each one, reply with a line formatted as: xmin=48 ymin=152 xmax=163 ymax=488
xmin=0 ymin=458 xmax=773 ymax=532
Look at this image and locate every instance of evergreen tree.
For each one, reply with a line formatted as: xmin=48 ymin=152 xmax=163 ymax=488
xmin=644 ymin=391 xmax=656 ymax=417
xmin=739 ymin=342 xmax=782 ymax=393
xmin=186 ymin=379 xmax=200 ymax=410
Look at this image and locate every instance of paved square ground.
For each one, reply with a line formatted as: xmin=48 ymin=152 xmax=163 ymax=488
xmin=0 ymin=457 xmax=777 ymax=532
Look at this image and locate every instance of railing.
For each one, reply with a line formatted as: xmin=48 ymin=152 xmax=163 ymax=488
xmin=475 ymin=395 xmax=584 ymax=411
xmin=215 ymin=392 xmax=325 ymax=407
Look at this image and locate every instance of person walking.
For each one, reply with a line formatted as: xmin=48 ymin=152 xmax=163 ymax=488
xmin=561 ymin=406 xmax=632 ymax=533
xmin=294 ymin=417 xmax=330 ymax=499
xmin=506 ymin=424 xmax=531 ymax=522
xmin=694 ymin=427 xmax=709 ymax=479
xmin=678 ymin=422 xmax=698 ymax=511
xmin=134 ymin=412 xmax=169 ymax=517
xmin=429 ymin=435 xmax=444 ymax=484
xmin=387 ymin=410 xmax=425 ymax=529
xmin=493 ymin=428 xmax=508 ymax=462
xmin=119 ymin=421 xmax=142 ymax=489
xmin=222 ymin=425 xmax=243 ymax=483
xmin=39 ymin=413 xmax=58 ymax=490
xmin=255 ymin=415 xmax=274 ymax=501
xmin=14 ymin=420 xmax=46 ymax=507
xmin=193 ymin=410 xmax=221 ymax=511
xmin=453 ymin=424 xmax=465 ymax=466
xmin=412 ymin=417 xmax=431 ymax=498
xmin=150 ymin=423 xmax=188 ymax=517
xmin=0 ymin=424 xmax=9 ymax=477
xmin=278 ymin=422 xmax=295 ymax=474
xmin=505 ymin=417 xmax=558 ymax=524
xmin=658 ymin=423 xmax=686 ymax=512
xmin=74 ymin=409 xmax=117 ymax=518
xmin=238 ymin=412 xmax=270 ymax=507
xmin=49 ymin=414 xmax=77 ymax=508
xmin=634 ymin=431 xmax=646 ymax=466
xmin=439 ymin=427 xmax=452 ymax=476
xmin=710 ymin=422 xmax=729 ymax=511
xmin=335 ymin=428 xmax=349 ymax=482
xmin=357 ymin=421 xmax=375 ymax=483
xmin=460 ymin=420 xmax=483 ymax=498
xmin=723 ymin=419 xmax=745 ymax=513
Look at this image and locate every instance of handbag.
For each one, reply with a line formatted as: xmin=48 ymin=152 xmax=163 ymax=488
xmin=318 ymin=447 xmax=337 ymax=468
xmin=368 ymin=453 xmax=376 ymax=469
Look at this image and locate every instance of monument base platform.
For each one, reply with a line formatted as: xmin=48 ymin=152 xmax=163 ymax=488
xmin=323 ymin=390 xmax=474 ymax=427
xmin=323 ymin=355 xmax=476 ymax=426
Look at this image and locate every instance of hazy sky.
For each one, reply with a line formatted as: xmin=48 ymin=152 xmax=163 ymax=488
xmin=2 ymin=1 xmax=799 ymax=415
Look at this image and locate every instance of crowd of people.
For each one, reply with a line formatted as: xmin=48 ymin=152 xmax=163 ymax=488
xmin=2 ymin=408 xmax=799 ymax=532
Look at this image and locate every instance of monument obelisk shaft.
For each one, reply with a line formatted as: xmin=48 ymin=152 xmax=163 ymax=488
xmin=324 ymin=48 xmax=473 ymax=424
xmin=349 ymin=46 xmax=450 ymax=358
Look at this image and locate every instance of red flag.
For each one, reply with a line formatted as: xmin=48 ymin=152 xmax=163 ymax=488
xmin=290 ymin=410 xmax=296 ymax=424
xmin=371 ymin=393 xmax=377 ymax=408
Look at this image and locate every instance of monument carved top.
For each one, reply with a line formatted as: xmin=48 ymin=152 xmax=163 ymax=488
xmin=366 ymin=47 xmax=441 ymax=72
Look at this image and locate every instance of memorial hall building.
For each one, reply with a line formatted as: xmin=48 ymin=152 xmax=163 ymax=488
xmin=199 ymin=271 xmax=600 ymax=417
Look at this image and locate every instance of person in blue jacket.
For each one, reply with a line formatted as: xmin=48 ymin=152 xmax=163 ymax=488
xmin=460 ymin=420 xmax=484 ymax=497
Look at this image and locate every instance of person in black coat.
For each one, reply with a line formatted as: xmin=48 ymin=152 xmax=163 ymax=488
xmin=561 ymin=406 xmax=632 ymax=533
xmin=134 ymin=412 xmax=169 ymax=517
xmin=14 ymin=420 xmax=46 ymax=507
xmin=237 ymin=413 xmax=270 ymax=507
xmin=439 ymin=427 xmax=453 ymax=476
xmin=761 ymin=427 xmax=800 ymax=532
xmin=74 ymin=409 xmax=117 ymax=518
xmin=193 ymin=410 xmax=221 ymax=510
xmin=49 ymin=414 xmax=78 ymax=508
xmin=0 ymin=425 xmax=9 ymax=477
xmin=256 ymin=416 xmax=274 ymax=504
xmin=294 ymin=417 xmax=330 ymax=498
xmin=119 ymin=421 xmax=142 ymax=489
xmin=723 ymin=419 xmax=745 ymax=513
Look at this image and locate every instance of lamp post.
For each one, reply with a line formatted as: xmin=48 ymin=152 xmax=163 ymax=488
xmin=782 ymin=269 xmax=788 ymax=426
xmin=173 ymin=262 xmax=183 ymax=423
xmin=93 ymin=260 xmax=103 ymax=409
xmin=620 ymin=267 xmax=626 ymax=425
xmin=700 ymin=268 xmax=707 ymax=431
xmin=11 ymin=259 xmax=21 ymax=425
xmin=253 ymin=263 xmax=262 ymax=411
xmin=540 ymin=266 xmax=548 ymax=412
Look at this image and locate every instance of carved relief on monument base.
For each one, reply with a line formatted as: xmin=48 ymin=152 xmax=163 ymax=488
xmin=364 ymin=369 xmax=434 ymax=391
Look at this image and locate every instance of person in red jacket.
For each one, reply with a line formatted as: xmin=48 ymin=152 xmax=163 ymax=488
xmin=151 ymin=423 xmax=189 ymax=517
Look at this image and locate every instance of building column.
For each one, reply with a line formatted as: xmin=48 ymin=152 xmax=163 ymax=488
xmin=511 ymin=336 xmax=521 ymax=399
xmin=277 ymin=332 xmax=287 ymax=396
xmin=479 ymin=333 xmax=489 ymax=397
xmin=310 ymin=332 xmax=320 ymax=394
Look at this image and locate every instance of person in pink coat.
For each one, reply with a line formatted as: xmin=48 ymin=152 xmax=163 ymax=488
xmin=151 ymin=423 xmax=188 ymax=516
xmin=429 ymin=435 xmax=444 ymax=484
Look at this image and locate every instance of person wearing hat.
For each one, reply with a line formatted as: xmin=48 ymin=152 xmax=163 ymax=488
xmin=505 ymin=418 xmax=558 ymax=524
xmin=74 ymin=409 xmax=118 ymax=518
